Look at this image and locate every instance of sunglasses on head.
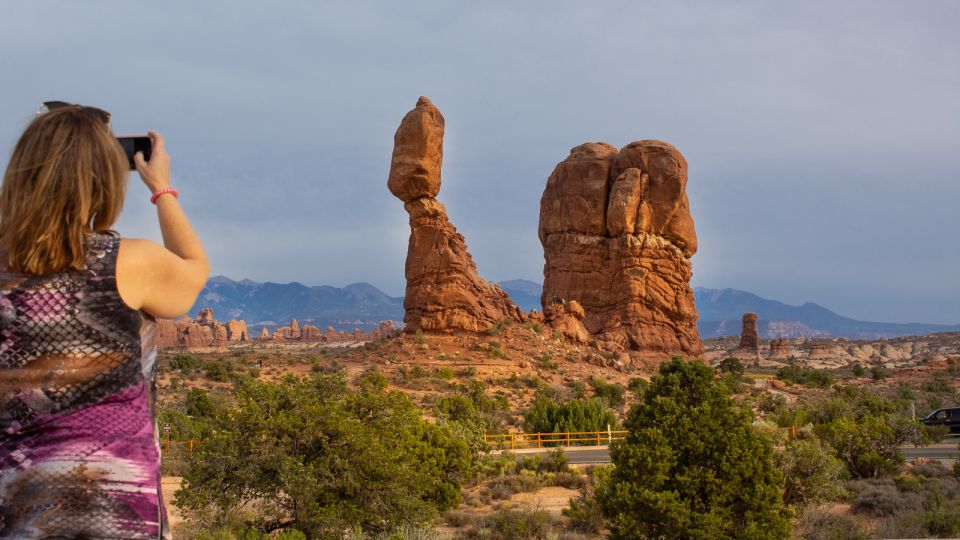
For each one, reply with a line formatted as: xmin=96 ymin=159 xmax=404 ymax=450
xmin=37 ymin=101 xmax=111 ymax=124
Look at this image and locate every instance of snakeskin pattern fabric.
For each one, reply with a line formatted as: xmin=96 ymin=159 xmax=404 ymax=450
xmin=0 ymin=232 xmax=167 ymax=539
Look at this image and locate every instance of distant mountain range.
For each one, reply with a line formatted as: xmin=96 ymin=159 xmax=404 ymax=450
xmin=692 ymin=287 xmax=960 ymax=340
xmin=190 ymin=276 xmax=959 ymax=339
xmin=189 ymin=276 xmax=403 ymax=332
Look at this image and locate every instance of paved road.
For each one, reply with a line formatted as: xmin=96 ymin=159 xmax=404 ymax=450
xmin=513 ymin=438 xmax=960 ymax=464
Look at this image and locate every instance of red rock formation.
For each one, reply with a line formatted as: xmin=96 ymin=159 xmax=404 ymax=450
xmin=226 ymin=320 xmax=248 ymax=342
xmin=389 ymin=97 xmax=524 ymax=333
xmin=300 ymin=325 xmax=324 ymax=342
xmin=539 ymin=141 xmax=702 ymax=356
xmin=156 ymin=308 xmax=230 ymax=349
xmin=290 ymin=319 xmax=300 ymax=339
xmin=768 ymin=337 xmax=791 ymax=358
xmin=738 ymin=313 xmax=760 ymax=351
xmin=543 ymin=300 xmax=590 ymax=343
xmin=259 ymin=327 xmax=270 ymax=340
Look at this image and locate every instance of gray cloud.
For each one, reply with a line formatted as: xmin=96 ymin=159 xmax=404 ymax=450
xmin=1 ymin=0 xmax=957 ymax=323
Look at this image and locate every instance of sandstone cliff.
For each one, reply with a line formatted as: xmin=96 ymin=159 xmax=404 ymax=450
xmin=539 ymin=141 xmax=702 ymax=356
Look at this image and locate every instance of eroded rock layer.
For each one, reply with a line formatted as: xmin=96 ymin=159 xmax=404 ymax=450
xmin=389 ymin=97 xmax=524 ymax=333
xmin=539 ymin=141 xmax=702 ymax=356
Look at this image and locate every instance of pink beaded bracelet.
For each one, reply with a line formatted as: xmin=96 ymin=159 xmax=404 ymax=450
xmin=150 ymin=187 xmax=179 ymax=205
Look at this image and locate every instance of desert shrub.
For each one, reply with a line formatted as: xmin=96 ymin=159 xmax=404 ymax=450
xmin=515 ymin=448 xmax=569 ymax=475
xmin=168 ymin=354 xmax=201 ymax=371
xmin=794 ymin=505 xmax=867 ymax=540
xmin=536 ymin=353 xmax=558 ymax=370
xmin=471 ymin=342 xmax=507 ymax=359
xmin=718 ymin=357 xmax=745 ymax=376
xmin=457 ymin=366 xmax=477 ymax=378
xmin=851 ymin=364 xmax=866 ymax=377
xmin=435 ymin=367 xmax=455 ymax=380
xmin=921 ymin=378 xmax=953 ymax=393
xmin=176 ymin=372 xmax=474 ymax=538
xmin=203 ymin=359 xmax=233 ymax=382
xmin=816 ymin=414 xmax=915 ymax=478
xmin=870 ymin=366 xmax=888 ymax=380
xmin=758 ymin=392 xmax=787 ymax=414
xmin=776 ymin=365 xmax=833 ymax=388
xmin=469 ymin=507 xmax=556 ymax=540
xmin=563 ymin=465 xmax=612 ymax=534
xmin=911 ymin=460 xmax=954 ymax=479
xmin=486 ymin=318 xmax=514 ymax=336
xmin=487 ymin=473 xmax=540 ymax=500
xmin=436 ymin=380 xmax=512 ymax=445
xmin=590 ymin=377 xmax=626 ymax=407
xmin=522 ymin=396 xmax=618 ymax=438
xmin=185 ymin=388 xmax=217 ymax=418
xmin=775 ymin=438 xmax=843 ymax=505
xmin=851 ymin=483 xmax=918 ymax=517
xmin=627 ymin=377 xmax=648 ymax=398
xmin=599 ymin=357 xmax=791 ymax=539
xmin=571 ymin=381 xmax=587 ymax=399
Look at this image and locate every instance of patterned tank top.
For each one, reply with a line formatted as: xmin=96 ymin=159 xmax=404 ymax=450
xmin=0 ymin=232 xmax=168 ymax=539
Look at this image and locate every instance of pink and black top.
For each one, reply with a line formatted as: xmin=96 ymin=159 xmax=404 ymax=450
xmin=0 ymin=232 xmax=167 ymax=539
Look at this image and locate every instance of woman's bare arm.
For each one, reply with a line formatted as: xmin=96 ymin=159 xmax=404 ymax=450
xmin=117 ymin=131 xmax=210 ymax=318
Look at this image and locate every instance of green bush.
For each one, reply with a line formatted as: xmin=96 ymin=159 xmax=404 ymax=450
xmin=599 ymin=357 xmax=791 ymax=539
xmin=203 ymin=360 xmax=233 ymax=382
xmin=590 ymin=377 xmax=626 ymax=407
xmin=176 ymin=373 xmax=474 ymax=538
xmin=775 ymin=438 xmax=843 ymax=505
xmin=169 ymin=354 xmax=201 ymax=370
xmin=870 ymin=366 xmax=888 ymax=381
xmin=473 ymin=507 xmax=555 ymax=540
xmin=921 ymin=378 xmax=953 ymax=393
xmin=523 ymin=396 xmax=618 ymax=438
xmin=776 ymin=365 xmax=833 ymax=388
xmin=816 ymin=414 xmax=915 ymax=478
xmin=851 ymin=364 xmax=866 ymax=377
xmin=627 ymin=377 xmax=648 ymax=398
xmin=718 ymin=357 xmax=745 ymax=376
xmin=185 ymin=388 xmax=217 ymax=418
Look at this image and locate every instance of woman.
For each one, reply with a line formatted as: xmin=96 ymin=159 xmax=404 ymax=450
xmin=0 ymin=103 xmax=209 ymax=538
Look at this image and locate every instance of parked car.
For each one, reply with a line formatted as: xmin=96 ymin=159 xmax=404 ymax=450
xmin=921 ymin=407 xmax=960 ymax=433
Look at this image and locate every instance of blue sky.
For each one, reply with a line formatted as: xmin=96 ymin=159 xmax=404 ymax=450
xmin=1 ymin=1 xmax=958 ymax=323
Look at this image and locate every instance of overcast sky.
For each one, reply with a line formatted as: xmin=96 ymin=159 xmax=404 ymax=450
xmin=1 ymin=1 xmax=958 ymax=324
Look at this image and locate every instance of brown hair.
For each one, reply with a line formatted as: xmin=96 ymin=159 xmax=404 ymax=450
xmin=0 ymin=106 xmax=128 ymax=274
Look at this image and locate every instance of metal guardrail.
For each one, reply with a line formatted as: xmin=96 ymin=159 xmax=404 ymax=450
xmin=484 ymin=426 xmax=799 ymax=449
xmin=161 ymin=440 xmax=205 ymax=455
xmin=483 ymin=430 xmax=629 ymax=449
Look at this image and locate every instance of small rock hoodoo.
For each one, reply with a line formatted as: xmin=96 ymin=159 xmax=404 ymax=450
xmin=388 ymin=97 xmax=524 ymax=333
xmin=539 ymin=141 xmax=702 ymax=356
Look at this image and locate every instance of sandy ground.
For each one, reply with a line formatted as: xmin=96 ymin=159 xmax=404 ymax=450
xmin=509 ymin=486 xmax=580 ymax=515
xmin=162 ymin=477 xmax=184 ymax=533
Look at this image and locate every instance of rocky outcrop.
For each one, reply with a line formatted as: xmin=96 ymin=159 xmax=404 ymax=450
xmin=156 ymin=308 xmax=241 ymax=350
xmin=389 ymin=97 xmax=524 ymax=333
xmin=226 ymin=320 xmax=248 ymax=342
xmin=539 ymin=141 xmax=702 ymax=356
xmin=543 ymin=300 xmax=590 ymax=343
xmin=739 ymin=313 xmax=760 ymax=351
xmin=768 ymin=337 xmax=791 ymax=358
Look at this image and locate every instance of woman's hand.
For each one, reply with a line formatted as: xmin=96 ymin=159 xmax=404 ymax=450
xmin=133 ymin=131 xmax=170 ymax=193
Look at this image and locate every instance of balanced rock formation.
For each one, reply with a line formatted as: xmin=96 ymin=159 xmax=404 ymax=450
xmin=389 ymin=97 xmax=524 ymax=333
xmin=738 ymin=313 xmax=760 ymax=350
xmin=539 ymin=141 xmax=701 ymax=355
